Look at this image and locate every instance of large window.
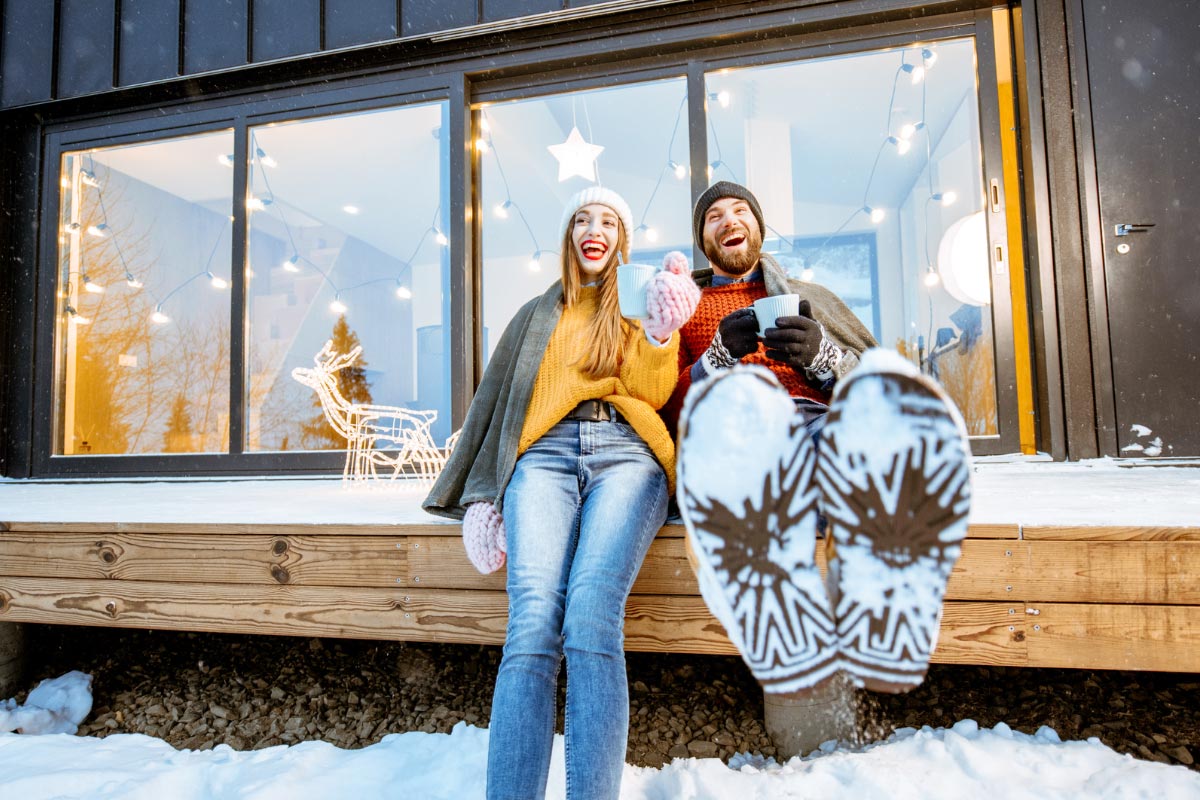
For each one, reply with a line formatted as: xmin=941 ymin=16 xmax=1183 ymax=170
xmin=478 ymin=78 xmax=691 ymax=363
xmin=55 ymin=132 xmax=235 ymax=455
xmin=51 ymin=99 xmax=451 ymax=460
xmin=245 ymin=104 xmax=452 ymax=450
xmin=706 ymin=38 xmax=999 ymax=435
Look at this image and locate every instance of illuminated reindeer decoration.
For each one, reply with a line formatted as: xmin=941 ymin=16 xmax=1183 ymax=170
xmin=291 ymin=340 xmax=459 ymax=488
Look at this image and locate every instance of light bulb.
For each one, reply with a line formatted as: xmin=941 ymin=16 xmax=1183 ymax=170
xmin=479 ymin=117 xmax=491 ymax=133
xmin=342 ymin=205 xmax=360 ymax=215
xmin=256 ymin=149 xmax=277 ymax=168
xmin=282 ymin=255 xmax=300 ymax=272
xmin=395 ymin=285 xmax=413 ymax=299
xmin=476 ymin=138 xmax=490 ymax=153
xmin=329 ymin=298 xmax=348 ymax=314
xmin=150 ymin=309 xmax=170 ymax=324
xmin=900 ymin=123 xmax=916 ymax=140
xmin=716 ymin=90 xmax=731 ymax=108
xmin=86 ymin=223 xmax=109 ymax=238
xmin=218 ymin=154 xmax=235 ymax=168
xmin=911 ymin=65 xmax=926 ymax=85
xmin=924 ymin=268 xmax=941 ymax=287
xmin=528 ymin=251 xmax=542 ymax=272
xmin=209 ymin=273 xmax=229 ymax=289
xmin=800 ymin=268 xmax=815 ymax=282
xmin=940 ymin=191 xmax=957 ymax=206
xmin=644 ymin=226 xmax=659 ymax=243
xmin=897 ymin=139 xmax=912 ymax=155
xmin=922 ymin=48 xmax=938 ymax=67
xmin=246 ymin=197 xmax=268 ymax=212
xmin=83 ymin=276 xmax=105 ymax=294
xmin=864 ymin=206 xmax=886 ymax=224
xmin=494 ymin=200 xmax=511 ymax=219
xmin=433 ymin=228 xmax=448 ymax=246
xmin=125 ymin=274 xmax=143 ymax=289
xmin=80 ymin=170 xmax=101 ymax=188
xmin=669 ymin=160 xmax=686 ymax=179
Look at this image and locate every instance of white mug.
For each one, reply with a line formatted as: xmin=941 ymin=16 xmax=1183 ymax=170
xmin=616 ymin=263 xmax=658 ymax=319
xmin=752 ymin=294 xmax=801 ymax=337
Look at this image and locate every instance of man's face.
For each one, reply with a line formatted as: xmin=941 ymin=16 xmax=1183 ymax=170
xmin=701 ymin=197 xmax=763 ymax=278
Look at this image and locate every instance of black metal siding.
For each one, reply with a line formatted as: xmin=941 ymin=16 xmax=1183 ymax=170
xmin=118 ymin=0 xmax=182 ymax=86
xmin=183 ymin=0 xmax=249 ymax=74
xmin=1 ymin=0 xmax=56 ymax=107
xmin=324 ymin=0 xmax=398 ymax=49
xmin=401 ymin=0 xmax=476 ymax=37
xmin=252 ymin=0 xmax=321 ymax=61
xmin=57 ymin=0 xmax=117 ymax=99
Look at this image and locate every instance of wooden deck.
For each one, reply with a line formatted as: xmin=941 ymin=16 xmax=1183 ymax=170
xmin=2 ymin=494 xmax=1199 ymax=672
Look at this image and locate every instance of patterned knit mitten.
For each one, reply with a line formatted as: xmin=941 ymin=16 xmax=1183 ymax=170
xmin=643 ymin=250 xmax=700 ymax=342
xmin=462 ymin=501 xmax=506 ymax=574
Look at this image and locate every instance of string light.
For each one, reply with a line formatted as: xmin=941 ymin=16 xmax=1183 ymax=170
xmin=342 ymin=205 xmax=360 ymax=215
xmin=218 ymin=154 xmax=235 ymax=168
xmin=82 ymin=274 xmax=105 ymax=293
xmin=65 ymin=305 xmax=90 ymax=325
xmin=932 ymin=191 xmax=958 ymax=207
xmin=923 ymin=266 xmax=941 ymax=287
xmin=433 ymin=227 xmax=448 ymax=246
xmin=528 ymin=251 xmax=542 ymax=272
xmin=395 ymin=284 xmax=412 ymax=299
xmin=476 ymin=137 xmax=490 ymax=153
xmin=125 ymin=272 xmax=143 ymax=289
xmin=863 ymin=205 xmax=886 ymax=224
xmin=708 ymin=90 xmax=732 ymax=108
xmin=494 ymin=199 xmax=512 ymax=219
xmin=86 ymin=223 xmax=110 ymax=238
xmin=80 ymin=170 xmax=101 ymax=188
xmin=207 ymin=272 xmax=229 ymax=289
xmin=282 ymin=254 xmax=300 ymax=272
xmin=255 ymin=148 xmax=277 ymax=168
xmin=150 ymin=307 xmax=170 ymax=324
xmin=246 ymin=197 xmax=271 ymax=212
xmin=800 ymin=267 xmax=815 ymax=282
xmin=329 ymin=295 xmax=348 ymax=314
xmin=669 ymin=160 xmax=686 ymax=179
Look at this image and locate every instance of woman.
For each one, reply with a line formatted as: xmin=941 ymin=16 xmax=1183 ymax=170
xmin=423 ymin=186 xmax=699 ymax=799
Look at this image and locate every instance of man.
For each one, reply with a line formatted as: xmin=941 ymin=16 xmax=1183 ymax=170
xmin=672 ymin=182 xmax=973 ymax=697
xmin=661 ymin=181 xmax=876 ymax=432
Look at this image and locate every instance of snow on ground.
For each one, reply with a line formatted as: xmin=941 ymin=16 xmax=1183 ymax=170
xmin=2 ymin=716 xmax=1198 ymax=799
xmin=2 ymin=457 xmax=1199 ymax=527
xmin=2 ymin=672 xmax=1199 ymax=799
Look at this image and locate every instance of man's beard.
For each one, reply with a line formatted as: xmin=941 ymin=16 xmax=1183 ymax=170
xmin=703 ymin=225 xmax=763 ymax=276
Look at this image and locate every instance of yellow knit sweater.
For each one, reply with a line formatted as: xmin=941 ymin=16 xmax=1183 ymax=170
xmin=518 ymin=286 xmax=680 ymax=490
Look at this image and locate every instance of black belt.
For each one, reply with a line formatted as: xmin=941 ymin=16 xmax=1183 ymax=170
xmin=564 ymin=399 xmax=626 ymax=424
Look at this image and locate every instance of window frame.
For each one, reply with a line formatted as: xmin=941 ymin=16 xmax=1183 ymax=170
xmin=35 ymin=77 xmax=458 ymax=476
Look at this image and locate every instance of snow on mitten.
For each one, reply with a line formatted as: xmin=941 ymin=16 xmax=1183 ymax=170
xmin=462 ymin=501 xmax=506 ymax=574
xmin=643 ymin=250 xmax=700 ymax=342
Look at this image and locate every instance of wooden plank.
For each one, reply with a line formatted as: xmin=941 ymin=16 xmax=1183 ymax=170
xmin=1023 ymin=603 xmax=1200 ymax=672
xmin=0 ymin=532 xmax=1056 ymax=602
xmin=408 ymin=537 xmax=700 ymax=595
xmin=1022 ymin=525 xmax=1200 ymax=542
xmin=0 ymin=533 xmax=409 ymax=588
xmin=1012 ymin=541 xmax=1200 ymax=604
xmin=964 ymin=523 xmax=1021 ymax=539
xmin=0 ymin=577 xmax=1025 ymax=662
xmin=0 ymin=521 xmax=457 ymax=536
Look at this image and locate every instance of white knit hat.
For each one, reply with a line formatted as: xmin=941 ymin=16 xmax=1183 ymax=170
xmin=560 ymin=186 xmax=634 ymax=242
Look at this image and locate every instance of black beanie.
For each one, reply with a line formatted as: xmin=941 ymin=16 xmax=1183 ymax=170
xmin=692 ymin=181 xmax=765 ymax=249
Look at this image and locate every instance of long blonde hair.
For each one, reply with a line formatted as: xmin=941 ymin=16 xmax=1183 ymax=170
xmin=560 ymin=217 xmax=631 ymax=379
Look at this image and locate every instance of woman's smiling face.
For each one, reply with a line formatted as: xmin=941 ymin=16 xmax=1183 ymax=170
xmin=571 ymin=203 xmax=621 ymax=277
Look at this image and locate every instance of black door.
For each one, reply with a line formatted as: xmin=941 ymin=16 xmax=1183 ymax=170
xmin=1084 ymin=1 xmax=1200 ymax=457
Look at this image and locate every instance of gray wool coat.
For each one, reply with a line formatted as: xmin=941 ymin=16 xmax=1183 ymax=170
xmin=422 ymin=282 xmax=565 ymax=520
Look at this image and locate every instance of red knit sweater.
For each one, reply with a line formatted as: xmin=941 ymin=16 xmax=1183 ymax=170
xmin=662 ymin=281 xmax=832 ymax=432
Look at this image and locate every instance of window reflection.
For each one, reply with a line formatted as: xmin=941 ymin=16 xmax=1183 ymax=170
xmin=245 ymin=102 xmax=451 ymax=450
xmin=54 ymin=131 xmax=235 ymax=455
xmin=707 ymin=39 xmax=999 ymax=435
xmin=478 ymin=78 xmax=690 ymax=364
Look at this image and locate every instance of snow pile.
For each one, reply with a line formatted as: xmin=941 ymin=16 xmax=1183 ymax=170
xmin=2 ymin=718 xmax=1199 ymax=799
xmin=0 ymin=671 xmax=94 ymax=735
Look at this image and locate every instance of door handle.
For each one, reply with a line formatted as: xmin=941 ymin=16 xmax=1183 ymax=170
xmin=1114 ymin=223 xmax=1155 ymax=236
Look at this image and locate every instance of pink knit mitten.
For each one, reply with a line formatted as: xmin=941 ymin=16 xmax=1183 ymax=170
xmin=644 ymin=250 xmax=700 ymax=342
xmin=462 ymin=501 xmax=506 ymax=574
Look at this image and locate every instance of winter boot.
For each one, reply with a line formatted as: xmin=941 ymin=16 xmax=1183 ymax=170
xmin=677 ymin=366 xmax=838 ymax=693
xmin=816 ymin=349 xmax=972 ymax=693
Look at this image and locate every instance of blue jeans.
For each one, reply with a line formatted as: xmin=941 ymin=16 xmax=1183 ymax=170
xmin=487 ymin=420 xmax=668 ymax=800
